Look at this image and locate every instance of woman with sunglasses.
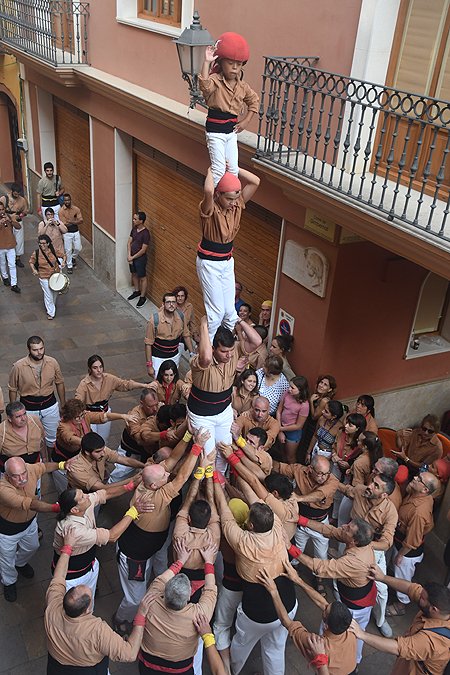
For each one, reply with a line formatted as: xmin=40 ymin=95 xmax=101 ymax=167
xmin=393 ymin=414 xmax=443 ymax=478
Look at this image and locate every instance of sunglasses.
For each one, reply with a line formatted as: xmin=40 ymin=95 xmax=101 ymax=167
xmin=416 ymin=474 xmax=430 ymax=491
xmin=421 ymin=426 xmax=434 ymax=435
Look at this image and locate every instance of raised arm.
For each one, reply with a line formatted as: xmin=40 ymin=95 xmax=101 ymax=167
xmin=201 ymin=168 xmax=215 ymax=217
xmin=235 ymin=320 xmax=262 ymax=354
xmin=198 ymin=315 xmax=213 ymax=368
xmin=239 ymin=167 xmax=260 ymax=204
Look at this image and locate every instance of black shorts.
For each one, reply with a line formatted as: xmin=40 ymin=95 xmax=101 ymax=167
xmin=129 ymin=255 xmax=147 ymax=278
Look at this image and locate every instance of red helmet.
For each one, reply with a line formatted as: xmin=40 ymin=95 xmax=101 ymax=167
xmin=215 ymin=32 xmax=250 ymax=63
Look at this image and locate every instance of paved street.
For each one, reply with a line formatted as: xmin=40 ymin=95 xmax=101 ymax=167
xmin=0 ymin=216 xmax=445 ymax=674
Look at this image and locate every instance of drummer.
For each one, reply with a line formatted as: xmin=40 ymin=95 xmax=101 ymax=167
xmin=75 ymin=355 xmax=154 ymax=444
xmin=29 ymin=235 xmax=66 ymax=320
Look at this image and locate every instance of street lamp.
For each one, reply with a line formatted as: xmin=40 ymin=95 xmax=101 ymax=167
xmin=174 ymin=11 xmax=214 ymax=109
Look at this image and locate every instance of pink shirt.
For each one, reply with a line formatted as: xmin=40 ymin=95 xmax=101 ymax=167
xmin=280 ymin=392 xmax=309 ymax=426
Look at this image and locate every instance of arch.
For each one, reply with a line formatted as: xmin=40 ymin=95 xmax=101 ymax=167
xmin=0 ymin=90 xmax=23 ymax=187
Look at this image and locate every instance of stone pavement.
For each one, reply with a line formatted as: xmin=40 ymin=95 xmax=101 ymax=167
xmin=0 ymin=217 xmax=445 ymax=674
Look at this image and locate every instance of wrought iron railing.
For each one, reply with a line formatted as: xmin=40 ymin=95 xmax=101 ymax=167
xmin=256 ymin=57 xmax=450 ymax=243
xmin=0 ymin=0 xmax=89 ymax=65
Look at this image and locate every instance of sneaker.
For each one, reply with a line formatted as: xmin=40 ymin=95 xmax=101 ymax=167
xmin=127 ymin=290 xmax=140 ymax=300
xmin=4 ymin=583 xmax=17 ymax=602
xmin=378 ymin=620 xmax=393 ymax=638
xmin=137 ymin=296 xmax=147 ymax=307
xmin=15 ymin=563 xmax=34 ymax=579
xmin=11 ymin=285 xmax=21 ymax=294
xmin=16 ymin=258 xmax=24 ymax=268
xmin=67 ymin=267 xmax=73 ymax=274
xmin=72 ymin=258 xmax=77 ymax=267
xmin=2 ymin=277 xmax=10 ymax=286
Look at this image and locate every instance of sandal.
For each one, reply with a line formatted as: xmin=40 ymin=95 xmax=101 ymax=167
xmin=386 ymin=602 xmax=406 ymax=617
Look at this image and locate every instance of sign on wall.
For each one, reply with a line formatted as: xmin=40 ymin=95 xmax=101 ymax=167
xmin=278 ymin=308 xmax=295 ymax=335
xmin=282 ymin=239 xmax=329 ymax=298
xmin=304 ymin=209 xmax=337 ymax=242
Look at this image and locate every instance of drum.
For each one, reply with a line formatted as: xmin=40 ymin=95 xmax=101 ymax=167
xmin=48 ymin=272 xmax=70 ymax=294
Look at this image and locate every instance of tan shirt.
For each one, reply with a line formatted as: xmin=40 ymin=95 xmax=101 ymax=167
xmin=309 ymin=526 xmax=375 ymax=588
xmin=8 ymin=355 xmax=64 ymax=399
xmin=222 ymin=511 xmax=289 ymax=583
xmin=277 ymin=462 xmax=339 ymax=511
xmin=0 ymin=416 xmax=45 ymax=459
xmin=29 ymin=248 xmax=60 ymax=279
xmin=341 ymin=484 xmax=398 ymax=550
xmin=392 ymin=583 xmax=450 ymax=675
xmin=37 ymin=174 xmax=62 ymax=197
xmin=45 ymin=579 xmax=137 ymax=666
xmin=152 ymin=380 xmax=185 ymax=405
xmin=144 ymin=308 xmax=190 ymax=346
xmin=0 ymin=193 xmax=28 ymax=222
xmin=200 ymin=195 xmax=245 ymax=244
xmin=53 ymin=491 xmax=109 ymax=555
xmin=232 ymin=388 xmax=257 ymax=416
xmin=67 ymin=448 xmax=120 ymax=492
xmin=141 ymin=575 xmax=217 ymax=660
xmin=0 ymin=385 xmax=4 ymax=414
xmin=190 ymin=344 xmax=243 ymax=394
xmin=56 ymin=412 xmax=105 ymax=454
xmin=289 ymin=623 xmax=357 ymax=675
xmin=127 ymin=403 xmax=154 ymax=445
xmin=173 ymin=510 xmax=221 ymax=570
xmin=265 ymin=493 xmax=299 ymax=540
xmin=130 ymin=479 xmax=179 ymax=533
xmin=397 ymin=493 xmax=434 ymax=550
xmin=235 ymin=411 xmax=280 ymax=449
xmin=38 ymin=220 xmax=67 ymax=256
xmin=0 ymin=463 xmax=46 ymax=523
xmin=58 ymin=204 xmax=83 ymax=228
xmin=397 ymin=428 xmax=443 ymax=465
xmin=390 ymin=483 xmax=403 ymax=512
xmin=246 ymin=343 xmax=268 ymax=371
xmin=198 ymin=72 xmax=259 ymax=116
xmin=0 ymin=216 xmax=17 ymax=249
xmin=75 ymin=373 xmax=136 ymax=405
xmin=350 ymin=452 xmax=371 ymax=486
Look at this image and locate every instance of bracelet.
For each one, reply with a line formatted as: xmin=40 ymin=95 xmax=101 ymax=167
xmin=201 ymin=632 xmax=216 ymax=649
xmin=60 ymin=545 xmax=73 ymax=556
xmin=124 ymin=480 xmax=135 ymax=492
xmin=236 ymin=436 xmax=246 ymax=449
xmin=204 ymin=465 xmax=214 ymax=479
xmin=183 ymin=431 xmax=193 ymax=442
xmin=194 ymin=467 xmax=205 ymax=480
xmin=58 ymin=461 xmax=66 ymax=470
xmin=204 ymin=562 xmax=214 ymax=576
xmin=146 ymin=360 xmax=153 ymax=367
xmin=169 ymin=559 xmax=183 ymax=575
xmin=160 ymin=430 xmax=168 ymax=440
xmin=213 ymin=470 xmax=225 ymax=484
xmin=125 ymin=506 xmax=139 ymax=521
xmin=297 ymin=515 xmax=309 ymax=527
xmin=288 ymin=544 xmax=302 ymax=559
xmin=51 ymin=503 xmax=61 ymax=513
xmin=227 ymin=453 xmax=241 ymax=467
xmin=234 ymin=448 xmax=245 ymax=459
xmin=310 ymin=654 xmax=329 ymax=667
xmin=191 ymin=443 xmax=202 ymax=457
xmin=133 ymin=614 xmax=146 ymax=627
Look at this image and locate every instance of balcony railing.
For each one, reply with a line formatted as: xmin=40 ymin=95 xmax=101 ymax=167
xmin=256 ymin=57 xmax=450 ymax=244
xmin=0 ymin=0 xmax=89 ymax=65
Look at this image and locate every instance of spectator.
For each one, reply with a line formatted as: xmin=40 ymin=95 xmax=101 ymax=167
xmin=127 ymin=211 xmax=150 ymax=308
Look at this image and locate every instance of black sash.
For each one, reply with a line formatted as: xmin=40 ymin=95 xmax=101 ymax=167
xmin=52 ymin=443 xmax=79 ymax=462
xmin=85 ymin=400 xmax=109 ymax=413
xmin=0 ymin=514 xmax=35 ymax=535
xmin=222 ymin=560 xmax=243 ymax=592
xmin=21 ymin=393 xmax=57 ymax=411
xmin=394 ymin=528 xmax=424 ymax=558
xmin=121 ymin=428 xmax=147 ymax=461
xmin=188 ymin=384 xmax=233 ymax=416
xmin=299 ymin=503 xmax=330 ymax=521
xmin=138 ymin=650 xmax=193 ymax=674
xmin=118 ymin=522 xmax=168 ymax=560
xmin=52 ymin=546 xmax=96 ymax=580
xmin=205 ymin=108 xmax=238 ymax=134
xmin=152 ymin=337 xmax=180 ymax=359
xmin=0 ymin=451 xmax=40 ymax=472
xmin=197 ymin=237 xmax=234 ymax=261
xmin=242 ymin=576 xmax=295 ymax=623
xmin=337 ymin=579 xmax=377 ymax=610
xmin=47 ymin=653 xmax=108 ymax=675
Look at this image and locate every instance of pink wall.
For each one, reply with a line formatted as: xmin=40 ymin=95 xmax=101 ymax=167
xmin=28 ymin=83 xmax=41 ymax=173
xmin=91 ymin=119 xmax=115 ymax=237
xmin=88 ymin=0 xmax=363 ymax=131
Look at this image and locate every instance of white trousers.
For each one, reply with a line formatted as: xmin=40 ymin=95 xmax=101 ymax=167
xmin=0 ymin=517 xmax=39 ymax=586
xmin=152 ymin=520 xmax=176 ymax=578
xmin=153 ymin=353 xmax=180 ymax=378
xmin=295 ymin=518 xmax=329 ymax=560
xmin=196 ymin=256 xmax=239 ymax=343
xmin=372 ymin=549 xmax=388 ymax=627
xmin=63 ymin=231 xmax=82 ymax=269
xmin=108 ymin=446 xmax=136 ymax=483
xmin=193 ymin=637 xmax=204 ymax=675
xmin=39 ymin=277 xmax=57 ymax=318
xmin=0 ymin=247 xmax=17 ymax=286
xmin=90 ymin=407 xmax=111 ymax=445
xmin=205 ymin=131 xmax=239 ymax=187
xmin=187 ymin=405 xmax=233 ymax=474
xmin=64 ymin=557 xmax=100 ymax=610
xmin=395 ymin=552 xmax=423 ymax=604
xmin=116 ymin=549 xmax=154 ymax=622
xmin=214 ymin=585 xmax=243 ymax=650
xmin=27 ymin=401 xmax=60 ymax=446
xmin=348 ymin=605 xmax=371 ymax=664
xmin=13 ymin=224 xmax=24 ymax=256
xmin=231 ymin=600 xmax=298 ymax=675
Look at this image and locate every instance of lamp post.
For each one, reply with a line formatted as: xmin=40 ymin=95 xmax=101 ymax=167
xmin=174 ymin=11 xmax=214 ymax=108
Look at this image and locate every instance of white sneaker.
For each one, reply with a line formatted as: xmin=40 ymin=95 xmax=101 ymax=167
xmin=379 ymin=621 xmax=393 ymax=638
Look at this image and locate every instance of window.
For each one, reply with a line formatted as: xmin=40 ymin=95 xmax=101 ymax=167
xmin=138 ymin=0 xmax=181 ymax=26
xmin=406 ymin=272 xmax=450 ymax=358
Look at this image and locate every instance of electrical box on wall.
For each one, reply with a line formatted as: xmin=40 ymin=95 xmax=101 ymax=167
xmin=17 ymin=137 xmax=28 ymax=152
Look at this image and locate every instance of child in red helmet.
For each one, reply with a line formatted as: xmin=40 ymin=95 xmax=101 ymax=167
xmin=199 ymin=32 xmax=259 ymax=186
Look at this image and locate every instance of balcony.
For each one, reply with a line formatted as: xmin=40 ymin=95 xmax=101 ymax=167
xmin=256 ymin=57 xmax=450 ymax=249
xmin=0 ymin=0 xmax=89 ymax=77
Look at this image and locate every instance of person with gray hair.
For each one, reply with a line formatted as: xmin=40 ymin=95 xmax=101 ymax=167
xmin=370 ymin=456 xmax=403 ymax=511
xmin=138 ymin=540 xmax=217 ymax=675
xmin=0 ymin=401 xmax=45 ymax=473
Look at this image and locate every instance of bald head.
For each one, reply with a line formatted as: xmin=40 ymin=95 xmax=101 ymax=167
xmin=5 ymin=456 xmax=26 ymax=476
xmin=63 ymin=584 xmax=92 ymax=617
xmin=143 ymin=463 xmax=168 ymax=488
xmin=420 ymin=471 xmax=440 ymax=494
xmin=153 ymin=447 xmax=172 ymax=464
xmin=252 ymin=396 xmax=270 ymax=423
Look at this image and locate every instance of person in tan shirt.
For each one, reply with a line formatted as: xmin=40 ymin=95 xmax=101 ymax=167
xmin=58 ymin=193 xmax=83 ymax=273
xmin=29 ymin=235 xmax=67 ymax=319
xmin=139 ymin=540 xmax=217 ymax=674
xmin=232 ymin=368 xmax=259 ymax=417
xmin=394 ymin=415 xmax=443 ymax=474
xmin=353 ymin=569 xmax=450 ymax=675
xmin=0 ymin=401 xmax=45 ymax=471
xmin=144 ymin=293 xmax=193 ymax=378
xmin=38 ymin=207 xmax=67 ymax=257
xmin=45 ymin=525 xmax=151 ymax=672
xmin=389 ymin=471 xmax=439 ymax=616
xmin=0 ymin=202 xmax=21 ymax=292
xmin=115 ymin=428 xmax=211 ymax=628
xmin=232 ymin=396 xmax=280 ymax=450
xmin=0 ymin=457 xmax=61 ymax=601
xmin=258 ymin=563 xmax=358 ymax=675
xmin=8 ymin=336 xmax=65 ymax=458
xmin=0 ymin=184 xmax=28 ymax=268
xmin=214 ymin=480 xmax=297 ymax=675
